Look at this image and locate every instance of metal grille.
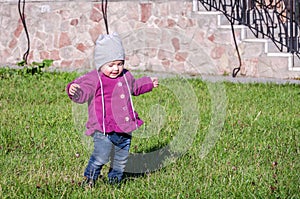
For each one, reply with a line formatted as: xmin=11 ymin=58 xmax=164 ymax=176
xmin=198 ymin=0 xmax=300 ymax=57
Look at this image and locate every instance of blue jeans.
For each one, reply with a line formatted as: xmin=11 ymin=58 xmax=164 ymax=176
xmin=83 ymin=131 xmax=131 ymax=182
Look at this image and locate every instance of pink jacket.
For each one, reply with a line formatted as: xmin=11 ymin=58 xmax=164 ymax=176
xmin=66 ymin=69 xmax=154 ymax=136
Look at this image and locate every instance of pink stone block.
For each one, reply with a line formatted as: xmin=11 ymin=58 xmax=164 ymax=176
xmin=28 ymin=51 xmax=34 ymax=62
xmin=130 ymin=54 xmax=140 ymax=67
xmin=14 ymin=23 xmax=24 ymax=38
xmin=171 ymin=37 xmax=180 ymax=52
xmin=167 ymin=18 xmax=176 ymax=28
xmin=0 ymin=49 xmax=10 ymax=63
xmin=175 ymin=52 xmax=188 ymax=62
xmin=161 ymin=59 xmax=171 ymax=68
xmin=155 ymin=19 xmax=166 ymax=27
xmin=53 ymin=33 xmax=60 ymax=49
xmin=211 ymin=46 xmax=225 ymax=59
xmin=194 ymin=31 xmax=205 ymax=43
xmin=59 ymin=10 xmax=71 ymax=20
xmin=70 ymin=19 xmax=79 ymax=26
xmin=169 ymin=2 xmax=183 ymax=16
xmin=159 ymin=4 xmax=170 ymax=17
xmin=241 ymin=58 xmax=259 ymax=76
xmin=50 ymin=50 xmax=60 ymax=60
xmin=148 ymin=48 xmax=158 ymax=58
xmin=61 ymin=60 xmax=72 ymax=67
xmin=126 ymin=4 xmax=139 ymax=21
xmin=36 ymin=31 xmax=47 ymax=41
xmin=33 ymin=38 xmax=45 ymax=51
xmin=90 ymin=7 xmax=102 ymax=22
xmin=76 ymin=43 xmax=87 ymax=53
xmin=177 ymin=17 xmax=187 ymax=29
xmin=40 ymin=51 xmax=50 ymax=59
xmin=177 ymin=17 xmax=194 ymax=29
xmin=93 ymin=3 xmax=102 ymax=11
xmin=74 ymin=59 xmax=85 ymax=68
xmin=59 ymin=32 xmax=72 ymax=48
xmin=140 ymin=3 xmax=152 ymax=23
xmin=89 ymin=25 xmax=102 ymax=42
xmin=154 ymin=19 xmax=160 ymax=25
xmin=158 ymin=49 xmax=173 ymax=61
xmin=8 ymin=38 xmax=17 ymax=49
xmin=172 ymin=62 xmax=185 ymax=73
xmin=208 ymin=34 xmax=215 ymax=42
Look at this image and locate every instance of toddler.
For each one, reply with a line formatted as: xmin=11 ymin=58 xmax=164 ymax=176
xmin=66 ymin=33 xmax=158 ymax=187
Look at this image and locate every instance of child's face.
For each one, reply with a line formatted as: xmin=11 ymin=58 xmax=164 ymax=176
xmin=100 ymin=60 xmax=124 ymax=78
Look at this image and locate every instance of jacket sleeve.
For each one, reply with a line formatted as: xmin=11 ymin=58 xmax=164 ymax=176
xmin=66 ymin=70 xmax=98 ymax=104
xmin=125 ymin=71 xmax=154 ymax=96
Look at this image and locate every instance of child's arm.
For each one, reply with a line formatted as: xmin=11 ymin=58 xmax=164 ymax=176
xmin=125 ymin=71 xmax=158 ymax=96
xmin=66 ymin=70 xmax=98 ymax=104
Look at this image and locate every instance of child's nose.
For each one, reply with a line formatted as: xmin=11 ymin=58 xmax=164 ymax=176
xmin=112 ymin=65 xmax=118 ymax=70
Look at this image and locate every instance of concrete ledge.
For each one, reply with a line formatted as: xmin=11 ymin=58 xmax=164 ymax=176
xmin=243 ymin=39 xmax=269 ymax=43
xmin=217 ymin=25 xmax=246 ymax=29
xmin=267 ymin=52 xmax=293 ymax=57
xmin=195 ymin=11 xmax=222 ymax=15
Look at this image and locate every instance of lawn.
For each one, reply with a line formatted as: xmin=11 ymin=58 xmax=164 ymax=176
xmin=0 ymin=68 xmax=299 ymax=198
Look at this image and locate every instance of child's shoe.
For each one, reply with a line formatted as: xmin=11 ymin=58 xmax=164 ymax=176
xmin=108 ymin=176 xmax=121 ymax=187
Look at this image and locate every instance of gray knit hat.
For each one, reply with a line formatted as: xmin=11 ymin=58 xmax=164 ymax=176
xmin=94 ymin=32 xmax=125 ymax=70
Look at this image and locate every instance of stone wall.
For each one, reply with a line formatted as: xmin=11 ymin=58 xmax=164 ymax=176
xmin=0 ymin=0 xmax=299 ymax=78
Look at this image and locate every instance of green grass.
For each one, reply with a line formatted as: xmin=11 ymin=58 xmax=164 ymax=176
xmin=0 ymin=68 xmax=299 ymax=198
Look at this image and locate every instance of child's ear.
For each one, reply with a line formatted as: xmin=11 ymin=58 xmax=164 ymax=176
xmin=98 ymin=64 xmax=105 ymax=72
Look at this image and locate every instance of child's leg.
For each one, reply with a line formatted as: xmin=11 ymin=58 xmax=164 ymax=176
xmin=84 ymin=132 xmax=112 ymax=181
xmin=107 ymin=132 xmax=131 ymax=183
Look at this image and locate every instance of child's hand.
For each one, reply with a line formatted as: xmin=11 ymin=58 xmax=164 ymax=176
xmin=151 ymin=77 xmax=159 ymax=88
xmin=69 ymin=83 xmax=81 ymax=96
